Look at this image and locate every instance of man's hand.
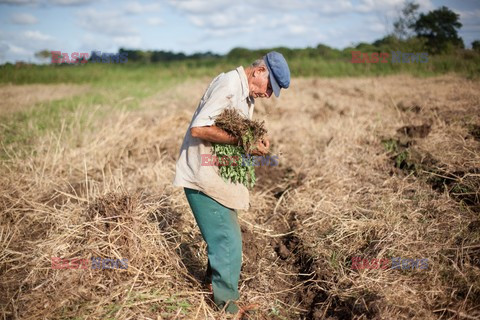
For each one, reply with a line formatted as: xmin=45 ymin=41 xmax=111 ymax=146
xmin=261 ymin=136 xmax=270 ymax=150
xmin=250 ymin=137 xmax=270 ymax=156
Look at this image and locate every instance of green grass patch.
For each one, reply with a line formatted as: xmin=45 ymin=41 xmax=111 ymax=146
xmin=2 ymin=52 xmax=479 ymax=86
xmin=0 ymin=71 xmax=178 ymax=159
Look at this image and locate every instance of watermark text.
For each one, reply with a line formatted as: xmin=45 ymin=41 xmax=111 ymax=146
xmin=51 ymin=257 xmax=129 ymax=270
xmin=351 ymin=51 xmax=428 ymax=64
xmin=201 ymin=154 xmax=279 ymax=167
xmin=351 ymin=257 xmax=429 ymax=270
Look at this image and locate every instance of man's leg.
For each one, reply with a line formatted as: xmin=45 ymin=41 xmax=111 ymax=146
xmin=184 ymin=187 xmax=242 ymax=314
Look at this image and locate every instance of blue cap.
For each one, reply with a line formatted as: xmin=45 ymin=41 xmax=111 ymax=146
xmin=263 ymin=51 xmax=290 ymax=97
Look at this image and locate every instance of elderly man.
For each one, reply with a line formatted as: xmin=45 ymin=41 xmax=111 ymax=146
xmin=173 ymin=51 xmax=290 ymax=315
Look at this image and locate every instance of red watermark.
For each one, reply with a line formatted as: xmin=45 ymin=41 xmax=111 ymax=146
xmin=351 ymin=51 xmax=428 ymax=63
xmin=50 ymin=51 xmax=128 ymax=64
xmin=51 ymin=257 xmax=89 ymax=269
xmin=351 ymin=257 xmax=390 ymax=270
xmin=51 ymin=51 xmax=89 ymax=64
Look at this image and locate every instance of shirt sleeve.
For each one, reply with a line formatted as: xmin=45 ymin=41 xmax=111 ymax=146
xmin=191 ymin=78 xmax=235 ymax=128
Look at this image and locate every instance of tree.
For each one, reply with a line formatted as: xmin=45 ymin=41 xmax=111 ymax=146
xmin=35 ymin=50 xmax=51 ymax=61
xmin=393 ymin=1 xmax=420 ymax=40
xmin=472 ymin=40 xmax=480 ymax=52
xmin=414 ymin=6 xmax=463 ymax=53
xmin=227 ymin=47 xmax=256 ymax=60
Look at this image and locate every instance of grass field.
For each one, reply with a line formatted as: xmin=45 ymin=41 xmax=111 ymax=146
xmin=0 ymin=62 xmax=479 ymax=319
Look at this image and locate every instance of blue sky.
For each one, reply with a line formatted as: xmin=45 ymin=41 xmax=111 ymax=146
xmin=0 ymin=0 xmax=479 ymax=63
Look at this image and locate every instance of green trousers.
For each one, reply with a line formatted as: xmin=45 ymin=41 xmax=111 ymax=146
xmin=184 ymin=188 xmax=242 ymax=314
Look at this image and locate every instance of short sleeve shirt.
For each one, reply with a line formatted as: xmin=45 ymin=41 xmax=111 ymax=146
xmin=173 ymin=66 xmax=255 ymax=210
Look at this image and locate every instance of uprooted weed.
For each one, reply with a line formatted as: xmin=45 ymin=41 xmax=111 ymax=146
xmin=214 ymin=107 xmax=267 ymax=154
xmin=212 ymin=108 xmax=268 ymax=188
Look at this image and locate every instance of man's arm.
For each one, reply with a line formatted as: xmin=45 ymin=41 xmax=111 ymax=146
xmin=191 ymin=126 xmax=269 ymax=155
xmin=190 ymin=126 xmax=238 ymax=145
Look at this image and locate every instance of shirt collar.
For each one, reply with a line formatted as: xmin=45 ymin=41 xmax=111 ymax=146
xmin=236 ymin=66 xmax=250 ymax=101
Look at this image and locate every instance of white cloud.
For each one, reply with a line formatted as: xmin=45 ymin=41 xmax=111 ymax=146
xmin=356 ymin=0 xmax=401 ymax=13
xmin=78 ymin=33 xmax=112 ymax=52
xmin=75 ymin=7 xmax=148 ymax=50
xmin=0 ymin=0 xmax=92 ymax=4
xmin=0 ymin=29 xmax=59 ymax=63
xmin=23 ymin=30 xmax=54 ymax=41
xmin=78 ymin=33 xmax=142 ymax=52
xmin=124 ymin=2 xmax=143 ymax=14
xmin=112 ymin=35 xmax=142 ymax=48
xmin=8 ymin=43 xmax=30 ymax=55
xmin=356 ymin=0 xmax=434 ymax=15
xmin=171 ymin=2 xmax=266 ymax=33
xmin=167 ymin=1 xmax=330 ymax=49
xmin=188 ymin=10 xmax=259 ymax=29
xmin=146 ymin=17 xmax=164 ymax=26
xmin=76 ymin=9 xmax=137 ymax=36
xmin=124 ymin=1 xmax=161 ymax=14
xmin=316 ymin=0 xmax=354 ymax=14
xmin=0 ymin=0 xmax=37 ymax=5
xmin=0 ymin=41 xmax=32 ymax=63
xmin=245 ymin=0 xmax=313 ymax=11
xmin=10 ymin=13 xmax=38 ymax=24
xmin=286 ymin=25 xmax=309 ymax=36
xmin=168 ymin=0 xmax=230 ymax=15
xmin=0 ymin=42 xmax=7 ymax=60
xmin=456 ymin=9 xmax=480 ymax=21
xmin=48 ymin=0 xmax=93 ymax=5
xmin=368 ymin=21 xmax=388 ymax=33
xmin=166 ymin=0 xmax=380 ymax=41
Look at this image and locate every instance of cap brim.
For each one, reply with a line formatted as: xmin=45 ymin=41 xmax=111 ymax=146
xmin=265 ymin=61 xmax=281 ymax=97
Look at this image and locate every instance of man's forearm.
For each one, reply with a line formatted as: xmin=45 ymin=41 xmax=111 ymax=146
xmin=190 ymin=125 xmax=238 ymax=145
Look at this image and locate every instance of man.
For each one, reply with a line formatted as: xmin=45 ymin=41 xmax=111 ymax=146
xmin=173 ymin=51 xmax=290 ymax=315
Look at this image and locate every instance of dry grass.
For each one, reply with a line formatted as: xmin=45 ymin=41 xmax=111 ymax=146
xmin=1 ymin=75 xmax=479 ymax=319
xmin=0 ymin=84 xmax=89 ymax=115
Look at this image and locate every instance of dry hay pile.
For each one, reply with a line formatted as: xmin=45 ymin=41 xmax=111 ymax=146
xmin=0 ymin=104 xmax=225 ymax=319
xmin=1 ymin=75 xmax=480 ymax=320
xmin=240 ymin=75 xmax=480 ymax=319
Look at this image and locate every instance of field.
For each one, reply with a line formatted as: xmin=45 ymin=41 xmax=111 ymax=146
xmin=1 ymin=66 xmax=479 ymax=319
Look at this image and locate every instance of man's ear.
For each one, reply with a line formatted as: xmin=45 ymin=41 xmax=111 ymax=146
xmin=254 ymin=66 xmax=267 ymax=77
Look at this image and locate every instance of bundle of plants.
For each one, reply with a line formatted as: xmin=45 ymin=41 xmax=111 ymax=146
xmin=212 ymin=108 xmax=268 ymax=189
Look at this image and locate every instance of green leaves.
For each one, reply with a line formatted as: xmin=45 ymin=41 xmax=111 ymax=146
xmin=212 ymin=143 xmax=256 ymax=189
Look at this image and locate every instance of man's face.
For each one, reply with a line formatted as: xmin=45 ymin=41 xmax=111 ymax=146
xmin=249 ymin=66 xmax=273 ymax=99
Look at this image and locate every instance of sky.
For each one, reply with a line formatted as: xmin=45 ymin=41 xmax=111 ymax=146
xmin=0 ymin=0 xmax=479 ymax=63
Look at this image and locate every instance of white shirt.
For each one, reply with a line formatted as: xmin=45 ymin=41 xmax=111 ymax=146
xmin=173 ymin=66 xmax=255 ymax=210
